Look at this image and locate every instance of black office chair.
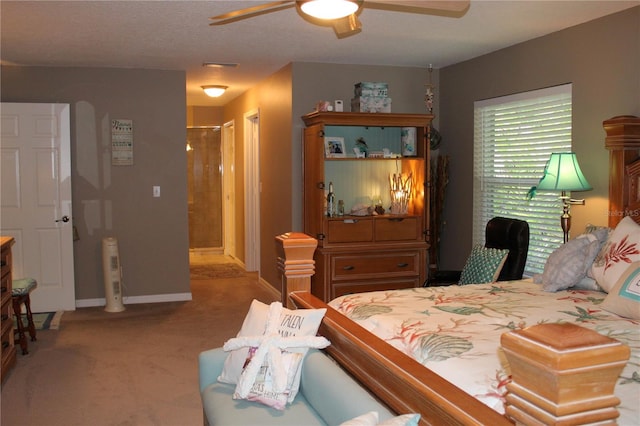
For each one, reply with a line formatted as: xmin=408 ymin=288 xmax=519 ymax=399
xmin=426 ymin=217 xmax=530 ymax=286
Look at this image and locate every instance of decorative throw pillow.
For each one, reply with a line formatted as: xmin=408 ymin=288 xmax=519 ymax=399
xmin=340 ymin=411 xmax=421 ymax=426
xmin=459 ymin=245 xmax=509 ymax=285
xmin=379 ymin=414 xmax=421 ymax=426
xmin=535 ymin=233 xmax=601 ymax=292
xmin=601 ymin=261 xmax=640 ymax=320
xmin=573 ymin=276 xmax=604 ymax=292
xmin=591 ymin=216 xmax=640 ymax=292
xmin=341 ymin=411 xmax=379 ymax=426
xmin=224 ymin=302 xmax=330 ymax=410
xmin=584 ymin=224 xmax=612 ymax=279
xmin=217 ymin=299 xmax=327 ymax=402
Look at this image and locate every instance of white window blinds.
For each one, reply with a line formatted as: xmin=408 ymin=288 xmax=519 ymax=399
xmin=473 ymin=84 xmax=572 ymax=276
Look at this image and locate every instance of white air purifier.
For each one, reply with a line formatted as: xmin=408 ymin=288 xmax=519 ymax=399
xmin=102 ymin=237 xmax=125 ymax=312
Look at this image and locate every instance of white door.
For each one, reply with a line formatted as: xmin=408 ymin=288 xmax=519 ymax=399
xmin=222 ymin=120 xmax=236 ymax=258
xmin=0 ymin=102 xmax=76 ymax=312
xmin=244 ymin=110 xmax=260 ymax=272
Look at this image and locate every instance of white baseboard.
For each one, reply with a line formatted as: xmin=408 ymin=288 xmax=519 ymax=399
xmin=75 ymin=292 xmax=193 ymax=308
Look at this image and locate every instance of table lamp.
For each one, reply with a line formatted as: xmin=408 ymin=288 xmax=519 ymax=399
xmin=535 ymin=152 xmax=592 ymax=243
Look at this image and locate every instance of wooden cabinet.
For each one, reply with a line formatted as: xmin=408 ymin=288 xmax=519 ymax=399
xmin=301 ymin=112 xmax=432 ymax=301
xmin=1 ymin=236 xmax=16 ymax=383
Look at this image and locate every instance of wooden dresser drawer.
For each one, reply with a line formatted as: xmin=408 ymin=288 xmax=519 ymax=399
xmin=1 ymin=236 xmax=16 ymax=384
xmin=1 ymin=296 xmax=10 ymax=325
xmin=0 ymin=247 xmax=10 ymax=279
xmin=375 ymin=216 xmax=420 ymax=241
xmin=0 ymin=272 xmax=10 ymax=307
xmin=331 ymin=251 xmax=419 ymax=281
xmin=326 ymin=218 xmax=373 ymax=243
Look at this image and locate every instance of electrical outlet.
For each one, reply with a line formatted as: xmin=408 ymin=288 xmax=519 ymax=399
xmin=153 ymin=186 xmax=160 ymax=197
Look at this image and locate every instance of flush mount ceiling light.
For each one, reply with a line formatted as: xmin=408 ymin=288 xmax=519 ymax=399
xmin=299 ymin=0 xmax=359 ymax=20
xmin=202 ymin=85 xmax=228 ymax=97
xmin=202 ymin=62 xmax=239 ymax=68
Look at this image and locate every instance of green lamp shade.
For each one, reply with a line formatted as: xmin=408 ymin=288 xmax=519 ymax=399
xmin=536 ymin=152 xmax=592 ymax=192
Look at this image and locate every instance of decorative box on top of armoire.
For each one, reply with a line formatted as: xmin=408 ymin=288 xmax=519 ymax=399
xmin=1 ymin=236 xmax=16 ymax=383
xmin=301 ymin=111 xmax=433 ymax=302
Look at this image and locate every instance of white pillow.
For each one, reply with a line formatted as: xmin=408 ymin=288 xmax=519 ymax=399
xmin=341 ymin=411 xmax=379 ymax=426
xmin=591 ymin=216 xmax=640 ymax=292
xmin=224 ymin=302 xmax=330 ymax=410
xmin=535 ymin=233 xmax=601 ymax=292
xmin=340 ymin=411 xmax=421 ymax=426
xmin=601 ymin=261 xmax=640 ymax=320
xmin=380 ymin=414 xmax=421 ymax=426
xmin=217 ymin=299 xmax=326 ymax=402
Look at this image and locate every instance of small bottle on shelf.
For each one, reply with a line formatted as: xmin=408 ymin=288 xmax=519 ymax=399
xmin=327 ymin=182 xmax=335 ymax=217
xmin=338 ymin=200 xmax=345 ymax=216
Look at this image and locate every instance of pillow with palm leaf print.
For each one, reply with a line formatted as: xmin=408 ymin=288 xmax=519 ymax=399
xmin=591 ymin=216 xmax=640 ymax=292
xmin=601 ymin=261 xmax=640 ymax=320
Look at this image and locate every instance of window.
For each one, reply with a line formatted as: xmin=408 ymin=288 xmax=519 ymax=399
xmin=473 ymin=84 xmax=572 ymax=276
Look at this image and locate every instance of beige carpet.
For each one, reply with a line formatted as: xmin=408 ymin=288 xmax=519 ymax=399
xmin=189 ymin=263 xmax=246 ymax=280
xmin=0 ymin=263 xmax=279 ymax=426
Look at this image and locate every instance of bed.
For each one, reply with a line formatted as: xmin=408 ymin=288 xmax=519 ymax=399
xmin=277 ymin=115 xmax=640 ymax=425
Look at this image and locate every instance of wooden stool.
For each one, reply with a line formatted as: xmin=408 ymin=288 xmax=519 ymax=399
xmin=12 ymin=278 xmax=37 ymax=355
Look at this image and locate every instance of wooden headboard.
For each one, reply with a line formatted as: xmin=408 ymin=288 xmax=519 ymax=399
xmin=604 ymin=115 xmax=640 ymax=227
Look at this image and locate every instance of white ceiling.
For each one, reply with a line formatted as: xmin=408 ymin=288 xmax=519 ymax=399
xmin=1 ymin=1 xmax=638 ymax=106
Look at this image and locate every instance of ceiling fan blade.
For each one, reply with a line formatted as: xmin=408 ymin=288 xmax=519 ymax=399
xmin=364 ymin=0 xmax=470 ymax=16
xmin=210 ymin=1 xmax=294 ymax=25
xmin=332 ymin=14 xmax=362 ymax=39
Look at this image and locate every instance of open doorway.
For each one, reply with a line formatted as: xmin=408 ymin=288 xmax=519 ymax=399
xmin=187 ymin=126 xmax=222 ymax=256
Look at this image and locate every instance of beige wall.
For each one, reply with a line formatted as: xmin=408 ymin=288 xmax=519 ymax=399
xmin=222 ymin=64 xmax=294 ymax=290
xmin=438 ymin=6 xmax=640 ymax=270
xmin=187 ymin=106 xmax=223 ymax=127
xmin=1 ymin=66 xmax=191 ymax=303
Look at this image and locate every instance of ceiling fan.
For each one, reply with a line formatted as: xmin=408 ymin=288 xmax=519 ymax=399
xmin=210 ymin=0 xmax=470 ymax=39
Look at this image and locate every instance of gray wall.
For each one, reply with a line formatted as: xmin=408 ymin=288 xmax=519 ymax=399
xmin=1 ymin=66 xmax=191 ymax=304
xmin=438 ymin=6 xmax=640 ymax=271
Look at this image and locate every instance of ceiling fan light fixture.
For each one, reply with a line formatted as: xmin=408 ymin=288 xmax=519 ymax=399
xmin=202 ymin=85 xmax=228 ymax=97
xmin=299 ymin=0 xmax=359 ymax=20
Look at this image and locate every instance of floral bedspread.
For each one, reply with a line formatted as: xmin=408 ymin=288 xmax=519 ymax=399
xmin=328 ymin=279 xmax=640 ymax=424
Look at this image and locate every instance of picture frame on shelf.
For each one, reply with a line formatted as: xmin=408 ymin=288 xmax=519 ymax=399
xmin=324 ymin=137 xmax=346 ymax=158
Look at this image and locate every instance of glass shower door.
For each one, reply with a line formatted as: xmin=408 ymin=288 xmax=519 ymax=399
xmin=187 ymin=127 xmax=222 ymax=249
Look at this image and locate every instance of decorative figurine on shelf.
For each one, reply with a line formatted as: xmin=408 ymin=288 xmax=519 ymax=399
xmin=430 ymin=125 xmax=442 ymax=150
xmin=355 ymin=137 xmax=368 ymax=158
xmin=389 ymin=172 xmax=413 ymax=215
xmin=425 ymin=64 xmax=434 ymax=114
xmin=327 ymin=182 xmax=336 ymax=217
